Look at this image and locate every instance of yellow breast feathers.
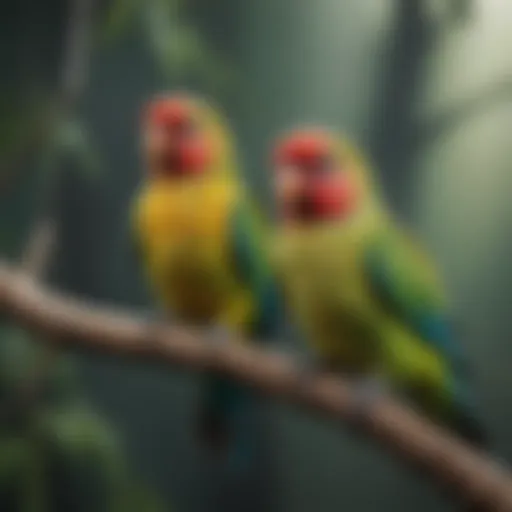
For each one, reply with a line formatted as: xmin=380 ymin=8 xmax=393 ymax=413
xmin=134 ymin=178 xmax=240 ymax=321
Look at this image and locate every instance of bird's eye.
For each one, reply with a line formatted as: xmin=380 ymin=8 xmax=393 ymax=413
xmin=177 ymin=118 xmax=197 ymax=137
xmin=160 ymin=115 xmax=197 ymax=137
xmin=310 ymin=154 xmax=333 ymax=174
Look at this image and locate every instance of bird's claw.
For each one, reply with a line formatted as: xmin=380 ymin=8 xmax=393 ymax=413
xmin=207 ymin=324 xmax=233 ymax=347
xmin=141 ymin=309 xmax=171 ymax=337
xmin=292 ymin=350 xmax=323 ymax=391
xmin=349 ymin=375 xmax=390 ymax=423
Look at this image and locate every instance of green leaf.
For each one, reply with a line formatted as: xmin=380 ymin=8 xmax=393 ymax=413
xmin=98 ymin=0 xmax=142 ymax=46
xmin=38 ymin=405 xmax=124 ymax=478
xmin=191 ymin=41 xmax=237 ymax=94
xmin=53 ymin=119 xmax=103 ymax=180
xmin=0 ymin=326 xmax=41 ymax=390
xmin=0 ymin=436 xmax=32 ymax=483
xmin=115 ymin=481 xmax=167 ymax=512
xmin=143 ymin=0 xmax=233 ymax=91
xmin=0 ymin=92 xmax=54 ymax=176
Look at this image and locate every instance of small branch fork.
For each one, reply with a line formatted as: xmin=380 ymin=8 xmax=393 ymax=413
xmin=0 ymin=219 xmax=58 ymax=422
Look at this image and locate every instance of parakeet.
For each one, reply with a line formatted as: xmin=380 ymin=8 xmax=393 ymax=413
xmin=131 ymin=92 xmax=280 ymax=462
xmin=270 ymin=127 xmax=487 ymax=447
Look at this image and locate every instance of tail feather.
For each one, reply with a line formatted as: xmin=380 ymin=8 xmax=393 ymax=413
xmin=197 ymin=403 xmax=230 ymax=455
xmin=197 ymin=374 xmax=254 ymax=465
xmin=452 ymin=406 xmax=489 ymax=449
xmin=445 ymin=372 xmax=489 ymax=450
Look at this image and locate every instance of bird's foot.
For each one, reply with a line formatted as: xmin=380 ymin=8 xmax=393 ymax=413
xmin=348 ymin=375 xmax=390 ymax=424
xmin=202 ymin=324 xmax=235 ymax=370
xmin=291 ymin=349 xmax=324 ymax=392
xmin=206 ymin=323 xmax=233 ymax=347
xmin=141 ymin=309 xmax=171 ymax=339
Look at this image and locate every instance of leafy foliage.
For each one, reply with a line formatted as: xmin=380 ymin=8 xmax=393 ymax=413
xmin=51 ymin=118 xmax=103 ymax=180
xmin=0 ymin=0 xmax=233 ymax=509
xmin=100 ymin=0 xmax=233 ymax=92
xmin=0 ymin=323 xmax=165 ymax=512
xmin=99 ymin=0 xmax=142 ymax=45
xmin=144 ymin=0 xmax=232 ymax=89
xmin=1 ymin=0 xmax=232 ymax=195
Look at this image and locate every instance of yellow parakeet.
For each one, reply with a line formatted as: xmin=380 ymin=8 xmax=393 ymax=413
xmin=131 ymin=92 xmax=281 ymax=463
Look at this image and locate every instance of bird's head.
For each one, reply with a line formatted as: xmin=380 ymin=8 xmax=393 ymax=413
xmin=272 ymin=127 xmax=374 ymax=225
xmin=141 ymin=92 xmax=234 ymax=180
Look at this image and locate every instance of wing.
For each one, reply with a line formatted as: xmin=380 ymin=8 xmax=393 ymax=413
xmin=228 ymin=198 xmax=283 ymax=339
xmin=363 ymin=229 xmax=469 ymax=375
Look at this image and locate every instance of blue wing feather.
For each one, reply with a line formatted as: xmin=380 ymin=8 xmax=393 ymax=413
xmin=229 ymin=200 xmax=283 ymax=339
xmin=199 ymin=200 xmax=283 ymax=465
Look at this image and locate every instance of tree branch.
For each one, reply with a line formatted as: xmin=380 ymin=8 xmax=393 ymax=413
xmin=0 ymin=265 xmax=510 ymax=509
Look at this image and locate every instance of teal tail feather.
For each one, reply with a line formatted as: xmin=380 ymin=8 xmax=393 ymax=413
xmin=450 ymin=378 xmax=489 ymax=449
xmin=197 ymin=374 xmax=255 ymax=469
xmin=452 ymin=404 xmax=489 ymax=449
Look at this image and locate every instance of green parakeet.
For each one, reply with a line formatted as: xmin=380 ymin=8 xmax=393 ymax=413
xmin=271 ymin=127 xmax=487 ymax=447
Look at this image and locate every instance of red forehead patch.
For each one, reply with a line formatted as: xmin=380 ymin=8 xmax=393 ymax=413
xmin=144 ymin=97 xmax=193 ymax=127
xmin=274 ymin=131 xmax=331 ymax=167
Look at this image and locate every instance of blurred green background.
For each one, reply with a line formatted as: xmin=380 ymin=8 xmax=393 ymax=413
xmin=1 ymin=0 xmax=511 ymax=511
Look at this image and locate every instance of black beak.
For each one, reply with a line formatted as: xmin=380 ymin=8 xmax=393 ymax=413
xmin=159 ymin=147 xmax=185 ymax=174
xmin=292 ymin=194 xmax=316 ymax=219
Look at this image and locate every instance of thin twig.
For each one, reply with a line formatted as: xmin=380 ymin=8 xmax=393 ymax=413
xmin=21 ymin=218 xmax=57 ymax=278
xmin=0 ymin=220 xmax=59 ymax=423
xmin=60 ymin=0 xmax=94 ymax=109
xmin=0 ymin=0 xmax=95 ymax=192
xmin=0 ymin=264 xmax=510 ymax=511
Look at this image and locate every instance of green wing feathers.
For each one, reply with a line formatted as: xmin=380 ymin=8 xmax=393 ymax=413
xmin=364 ymin=228 xmax=488 ymax=446
xmin=364 ymin=229 xmax=466 ymax=371
xmin=229 ymin=198 xmax=283 ymax=339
